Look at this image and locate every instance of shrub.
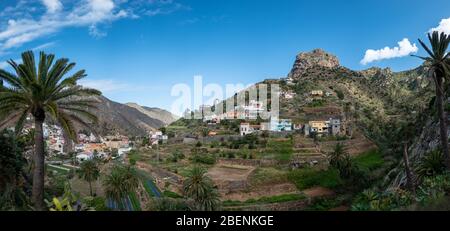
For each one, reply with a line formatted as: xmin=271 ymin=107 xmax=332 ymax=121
xmin=416 ymin=150 xmax=446 ymax=180
xmin=192 ymin=154 xmax=216 ymax=165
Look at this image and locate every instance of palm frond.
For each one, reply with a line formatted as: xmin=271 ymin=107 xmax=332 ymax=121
xmin=14 ymin=109 xmax=30 ymax=135
xmin=418 ymin=38 xmax=436 ymax=60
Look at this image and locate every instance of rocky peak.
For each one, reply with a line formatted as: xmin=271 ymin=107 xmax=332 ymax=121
xmin=288 ymin=49 xmax=340 ymax=79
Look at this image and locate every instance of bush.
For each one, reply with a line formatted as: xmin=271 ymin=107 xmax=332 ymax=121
xmin=335 ymin=89 xmax=345 ymax=100
xmin=415 ymin=150 xmax=446 ymax=180
xmin=192 ymin=154 xmax=216 ymax=165
xmin=83 ymin=196 xmax=110 ymax=211
xmin=353 ymin=149 xmax=384 ymax=171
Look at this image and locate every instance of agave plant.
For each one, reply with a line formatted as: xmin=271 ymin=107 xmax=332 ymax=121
xmin=415 ymin=150 xmax=446 ymax=180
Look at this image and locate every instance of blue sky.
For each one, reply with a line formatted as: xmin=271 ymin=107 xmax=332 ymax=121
xmin=0 ymin=0 xmax=450 ymax=113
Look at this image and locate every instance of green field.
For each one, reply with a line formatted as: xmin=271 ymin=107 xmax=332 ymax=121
xmin=287 ymin=168 xmax=343 ymax=190
xmin=223 ymin=193 xmax=306 ymax=207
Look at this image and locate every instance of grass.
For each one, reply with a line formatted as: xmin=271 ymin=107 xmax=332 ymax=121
xmin=163 ymin=190 xmax=183 ymax=199
xmin=249 ymin=167 xmax=288 ymax=187
xmin=128 ymin=150 xmax=142 ymax=164
xmin=287 ymin=168 xmax=343 ymax=190
xmin=46 ymin=164 xmax=70 ymax=174
xmin=353 ymin=149 xmax=384 ymax=171
xmin=223 ymin=193 xmax=306 ymax=207
xmin=262 ymin=139 xmax=293 ymax=161
xmin=305 ymin=197 xmax=346 ymax=211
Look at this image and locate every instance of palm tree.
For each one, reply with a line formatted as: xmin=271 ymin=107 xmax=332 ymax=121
xmin=0 ymin=51 xmax=101 ymax=210
xmin=183 ymin=166 xmax=220 ymax=211
xmin=415 ymin=31 xmax=450 ymax=170
xmin=103 ymin=165 xmax=139 ymax=210
xmin=329 ymin=143 xmax=353 ymax=179
xmin=78 ymin=160 xmax=100 ymax=197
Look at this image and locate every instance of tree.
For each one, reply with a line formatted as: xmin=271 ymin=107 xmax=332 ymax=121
xmin=103 ymin=164 xmax=139 ymax=210
xmin=414 ymin=31 xmax=450 ymax=170
xmin=0 ymin=130 xmax=28 ymax=210
xmin=0 ymin=51 xmax=101 ymax=210
xmin=329 ymin=143 xmax=353 ymax=179
xmin=78 ymin=160 xmax=100 ymax=197
xmin=183 ymin=167 xmax=220 ymax=211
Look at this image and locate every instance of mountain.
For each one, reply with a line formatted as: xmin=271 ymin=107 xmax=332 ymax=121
xmin=126 ymin=103 xmax=179 ymax=126
xmin=87 ymin=96 xmax=177 ymax=136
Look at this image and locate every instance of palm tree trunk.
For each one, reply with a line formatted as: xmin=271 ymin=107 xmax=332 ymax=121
xmin=435 ymin=76 xmax=450 ymax=170
xmin=32 ymin=118 xmax=46 ymax=211
xmin=89 ymin=181 xmax=93 ymax=197
xmin=403 ymin=144 xmax=415 ymax=195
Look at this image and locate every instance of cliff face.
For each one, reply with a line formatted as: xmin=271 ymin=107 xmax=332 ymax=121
xmin=387 ymin=117 xmax=446 ymax=188
xmin=288 ymin=49 xmax=340 ymax=79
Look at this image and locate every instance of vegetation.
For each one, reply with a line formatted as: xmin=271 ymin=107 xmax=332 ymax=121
xmin=103 ymin=165 xmax=140 ymax=210
xmin=0 ymin=130 xmax=28 ymax=210
xmin=352 ymin=173 xmax=450 ymax=211
xmin=0 ymin=51 xmax=101 ymax=210
xmin=415 ymin=150 xmax=446 ymax=180
xmin=78 ymin=160 xmax=100 ymax=197
xmin=183 ymin=167 xmax=221 ymax=211
xmin=264 ymin=139 xmax=293 ymax=161
xmin=414 ymin=31 xmax=450 ymax=170
xmin=353 ymin=149 xmax=384 ymax=171
xmin=288 ymin=168 xmax=343 ymax=190
xmin=223 ymin=194 xmax=306 ymax=207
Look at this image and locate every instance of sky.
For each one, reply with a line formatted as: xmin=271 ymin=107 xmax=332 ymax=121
xmin=0 ymin=0 xmax=450 ymax=114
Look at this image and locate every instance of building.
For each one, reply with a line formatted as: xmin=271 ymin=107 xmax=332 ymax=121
xmin=310 ymin=90 xmax=324 ymax=97
xmin=286 ymin=77 xmax=295 ymax=85
xmin=308 ymin=121 xmax=329 ymax=134
xmin=282 ymin=91 xmax=297 ymax=99
xmin=269 ymin=117 xmax=292 ymax=132
xmin=330 ymin=118 xmax=341 ymax=135
xmin=76 ymin=152 xmax=93 ymax=163
xmin=240 ymin=123 xmax=263 ymax=136
xmin=306 ymin=118 xmax=342 ymax=136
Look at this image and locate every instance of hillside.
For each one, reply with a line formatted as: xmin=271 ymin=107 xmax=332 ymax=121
xmin=126 ymin=103 xmax=179 ymax=126
xmin=87 ymin=96 xmax=177 ymax=136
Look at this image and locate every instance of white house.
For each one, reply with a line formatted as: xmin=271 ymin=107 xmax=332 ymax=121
xmin=269 ymin=117 xmax=292 ymax=132
xmin=76 ymin=152 xmax=93 ymax=162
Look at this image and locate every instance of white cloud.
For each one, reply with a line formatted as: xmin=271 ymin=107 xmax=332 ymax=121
xmin=42 ymin=0 xmax=63 ymax=13
xmin=32 ymin=41 xmax=57 ymax=51
xmin=0 ymin=0 xmax=187 ymax=54
xmin=361 ymin=38 xmax=418 ymax=65
xmin=0 ymin=58 xmax=21 ymax=70
xmin=430 ymin=17 xmax=450 ymax=35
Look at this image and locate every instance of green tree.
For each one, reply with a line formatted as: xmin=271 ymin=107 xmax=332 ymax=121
xmin=183 ymin=167 xmax=220 ymax=211
xmin=0 ymin=130 xmax=28 ymax=210
xmin=414 ymin=31 xmax=450 ymax=170
xmin=78 ymin=160 xmax=100 ymax=197
xmin=329 ymin=143 xmax=353 ymax=179
xmin=103 ymin=165 xmax=139 ymax=210
xmin=0 ymin=51 xmax=101 ymax=210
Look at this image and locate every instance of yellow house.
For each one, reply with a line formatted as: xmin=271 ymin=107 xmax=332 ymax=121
xmin=309 ymin=121 xmax=328 ymax=133
xmin=310 ymin=90 xmax=324 ymax=97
